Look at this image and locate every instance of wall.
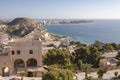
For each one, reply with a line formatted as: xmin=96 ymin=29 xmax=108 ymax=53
xmin=0 ymin=39 xmax=42 ymax=76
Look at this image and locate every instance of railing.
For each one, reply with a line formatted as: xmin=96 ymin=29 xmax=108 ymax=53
xmin=16 ymin=67 xmax=37 ymax=72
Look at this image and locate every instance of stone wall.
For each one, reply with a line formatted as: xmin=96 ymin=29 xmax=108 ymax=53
xmin=0 ymin=38 xmax=42 ymax=76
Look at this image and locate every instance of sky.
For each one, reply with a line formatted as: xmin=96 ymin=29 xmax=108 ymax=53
xmin=0 ymin=0 xmax=120 ymax=19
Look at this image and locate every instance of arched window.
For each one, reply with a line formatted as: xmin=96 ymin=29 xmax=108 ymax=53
xmin=27 ymin=58 xmax=37 ymax=67
xmin=14 ymin=59 xmax=25 ymax=69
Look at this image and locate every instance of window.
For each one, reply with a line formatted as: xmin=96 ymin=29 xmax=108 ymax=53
xmin=11 ymin=50 xmax=15 ymax=55
xmin=17 ymin=50 xmax=21 ymax=55
xmin=29 ymin=50 xmax=33 ymax=54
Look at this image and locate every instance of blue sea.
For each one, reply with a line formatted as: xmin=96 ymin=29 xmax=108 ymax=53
xmin=45 ymin=20 xmax=120 ymax=44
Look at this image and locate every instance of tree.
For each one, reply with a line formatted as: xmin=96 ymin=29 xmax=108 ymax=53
xmin=118 ymin=44 xmax=120 ymax=50
xmin=97 ymin=69 xmax=106 ymax=79
xmin=19 ymin=71 xmax=27 ymax=80
xmin=78 ymin=60 xmax=83 ymax=70
xmin=116 ymin=51 xmax=120 ymax=60
xmin=81 ymin=63 xmax=92 ymax=78
xmin=103 ymin=44 xmax=114 ymax=52
xmin=88 ymin=46 xmax=101 ymax=67
xmin=42 ymin=66 xmax=74 ymax=80
xmin=117 ymin=62 xmax=120 ymax=66
xmin=116 ymin=51 xmax=120 ymax=66
xmin=70 ymin=41 xmax=87 ymax=47
xmin=43 ymin=49 xmax=72 ymax=69
xmin=111 ymin=43 xmax=118 ymax=50
xmin=114 ymin=71 xmax=118 ymax=78
xmin=74 ymin=47 xmax=90 ymax=64
xmin=74 ymin=46 xmax=101 ymax=68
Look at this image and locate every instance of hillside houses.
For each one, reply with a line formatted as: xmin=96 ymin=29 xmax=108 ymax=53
xmin=0 ymin=32 xmax=10 ymax=44
xmin=100 ymin=51 xmax=119 ymax=70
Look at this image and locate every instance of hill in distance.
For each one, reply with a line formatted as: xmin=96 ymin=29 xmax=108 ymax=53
xmin=6 ymin=17 xmax=52 ymax=40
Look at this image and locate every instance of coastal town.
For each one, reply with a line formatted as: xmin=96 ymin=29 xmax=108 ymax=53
xmin=1 ymin=0 xmax=120 ymax=80
xmin=0 ymin=18 xmax=75 ymax=80
xmin=0 ymin=18 xmax=120 ymax=80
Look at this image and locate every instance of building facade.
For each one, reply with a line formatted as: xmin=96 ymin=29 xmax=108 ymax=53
xmin=100 ymin=51 xmax=119 ymax=70
xmin=0 ymin=38 xmax=42 ymax=76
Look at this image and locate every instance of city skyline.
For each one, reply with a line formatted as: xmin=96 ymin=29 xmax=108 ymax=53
xmin=0 ymin=0 xmax=120 ymax=19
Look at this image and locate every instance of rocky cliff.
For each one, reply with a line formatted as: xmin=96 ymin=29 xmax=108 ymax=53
xmin=6 ymin=17 xmax=52 ymax=40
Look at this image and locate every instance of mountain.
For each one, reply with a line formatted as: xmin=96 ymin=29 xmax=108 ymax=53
xmin=7 ymin=18 xmax=39 ymax=36
xmin=6 ymin=17 xmax=52 ymax=40
xmin=8 ymin=18 xmax=37 ymax=25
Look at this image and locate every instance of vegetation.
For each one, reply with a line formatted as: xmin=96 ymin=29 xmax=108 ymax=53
xmin=114 ymin=71 xmax=118 ymax=78
xmin=111 ymin=43 xmax=118 ymax=50
xmin=116 ymin=51 xmax=120 ymax=66
xmin=42 ymin=65 xmax=74 ymax=80
xmin=74 ymin=46 xmax=102 ymax=68
xmin=6 ymin=26 xmax=16 ymax=33
xmin=103 ymin=43 xmax=114 ymax=52
xmin=70 ymin=41 xmax=87 ymax=48
xmin=78 ymin=60 xmax=83 ymax=70
xmin=43 ymin=49 xmax=73 ymax=70
xmin=42 ymin=41 xmax=120 ymax=80
xmin=81 ymin=63 xmax=92 ymax=78
xmin=43 ymin=48 xmax=100 ymax=79
xmin=18 ymin=71 xmax=27 ymax=80
xmin=43 ymin=46 xmax=101 ymax=70
xmin=93 ymin=42 xmax=118 ymax=52
xmin=116 ymin=51 xmax=120 ymax=60
xmin=97 ymin=69 xmax=106 ymax=79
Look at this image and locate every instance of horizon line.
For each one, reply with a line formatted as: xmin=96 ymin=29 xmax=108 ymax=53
xmin=1 ymin=18 xmax=120 ymax=20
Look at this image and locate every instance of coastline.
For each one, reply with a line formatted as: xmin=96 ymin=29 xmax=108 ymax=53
xmin=45 ymin=20 xmax=120 ymax=44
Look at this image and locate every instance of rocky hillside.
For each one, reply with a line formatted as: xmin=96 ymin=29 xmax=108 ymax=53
xmin=7 ymin=18 xmax=39 ymax=36
xmin=6 ymin=17 xmax=52 ymax=40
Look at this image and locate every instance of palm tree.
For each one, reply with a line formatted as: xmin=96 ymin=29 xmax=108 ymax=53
xmin=19 ymin=71 xmax=27 ymax=80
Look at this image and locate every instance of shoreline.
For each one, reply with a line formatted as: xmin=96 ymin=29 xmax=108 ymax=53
xmin=45 ymin=20 xmax=120 ymax=45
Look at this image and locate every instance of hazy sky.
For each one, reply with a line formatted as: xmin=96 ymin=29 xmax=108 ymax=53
xmin=0 ymin=0 xmax=120 ymax=19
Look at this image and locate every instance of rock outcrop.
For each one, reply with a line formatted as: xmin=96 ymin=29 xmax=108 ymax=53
xmin=7 ymin=18 xmax=39 ymax=36
xmin=7 ymin=17 xmax=52 ymax=41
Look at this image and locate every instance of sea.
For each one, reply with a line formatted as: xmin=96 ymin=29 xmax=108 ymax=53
xmin=45 ymin=19 xmax=120 ymax=44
